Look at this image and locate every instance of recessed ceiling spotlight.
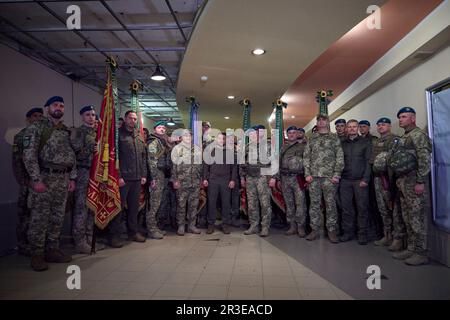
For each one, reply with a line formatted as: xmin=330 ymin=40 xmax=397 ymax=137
xmin=224 ymin=116 xmax=230 ymax=120
xmin=200 ymin=75 xmax=208 ymax=81
xmin=227 ymin=95 xmax=235 ymax=100
xmin=252 ymin=48 xmax=265 ymax=56
xmin=291 ymin=115 xmax=296 ymax=119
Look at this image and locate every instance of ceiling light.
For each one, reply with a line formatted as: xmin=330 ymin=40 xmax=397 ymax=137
xmin=151 ymin=65 xmax=166 ymax=81
xmin=166 ymin=118 xmax=176 ymax=126
xmin=291 ymin=115 xmax=296 ymax=119
xmin=224 ymin=116 xmax=230 ymax=120
xmin=227 ymin=95 xmax=235 ymax=100
xmin=200 ymin=75 xmax=208 ymax=82
xmin=252 ymin=48 xmax=265 ymax=55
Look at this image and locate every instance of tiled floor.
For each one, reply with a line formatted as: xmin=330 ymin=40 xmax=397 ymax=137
xmin=1 ymin=228 xmax=449 ymax=300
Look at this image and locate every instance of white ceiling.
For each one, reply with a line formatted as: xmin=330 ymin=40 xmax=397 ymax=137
xmin=177 ymin=0 xmax=386 ymax=130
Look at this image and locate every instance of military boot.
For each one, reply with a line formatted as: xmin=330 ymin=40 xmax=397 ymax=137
xmin=297 ymin=225 xmax=306 ymax=238
xmin=392 ymin=250 xmax=414 ymax=260
xmin=388 ymin=238 xmax=404 ymax=252
xmin=259 ymin=227 xmax=269 ymax=237
xmin=188 ymin=223 xmax=201 ymax=234
xmin=207 ymin=225 xmax=215 ymax=234
xmin=374 ymin=232 xmax=392 ymax=246
xmin=285 ymin=222 xmax=297 ymax=236
xmin=177 ymin=225 xmax=185 ymax=236
xmin=328 ymin=231 xmax=339 ymax=244
xmin=405 ymin=253 xmax=429 ymax=266
xmin=75 ymin=242 xmax=92 ymax=254
xmin=157 ymin=228 xmax=167 ymax=236
xmin=45 ymin=248 xmax=72 ymax=263
xmin=130 ymin=232 xmax=146 ymax=242
xmin=244 ymin=224 xmax=259 ymax=235
xmin=148 ymin=229 xmax=164 ymax=240
xmin=108 ymin=236 xmax=124 ymax=248
xmin=305 ymin=230 xmax=319 ymax=241
xmin=31 ymin=255 xmax=48 ymax=272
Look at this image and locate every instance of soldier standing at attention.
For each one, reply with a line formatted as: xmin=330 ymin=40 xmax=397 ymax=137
xmin=303 ymin=114 xmax=344 ymax=243
xmin=146 ymin=120 xmax=173 ymax=239
xmin=339 ymin=119 xmax=372 ymax=245
xmin=335 ymin=119 xmax=347 ymax=142
xmin=23 ymin=96 xmax=76 ymax=271
xmin=275 ymin=126 xmax=307 ymax=237
xmin=108 ymin=110 xmax=148 ymax=247
xmin=371 ymin=117 xmax=406 ymax=249
xmin=70 ymin=105 xmax=97 ymax=254
xmin=240 ymin=125 xmax=275 ymax=237
xmin=171 ymin=129 xmax=203 ymax=236
xmin=391 ymin=107 xmax=432 ymax=266
xmin=12 ymin=107 xmax=44 ymax=256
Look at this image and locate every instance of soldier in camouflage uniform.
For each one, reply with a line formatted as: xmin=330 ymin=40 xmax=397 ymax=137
xmin=171 ymin=129 xmax=203 ymax=235
xmin=12 ymin=107 xmax=43 ymax=256
xmin=304 ymin=114 xmax=344 ymax=242
xmin=335 ymin=119 xmax=347 ymax=143
xmin=275 ymin=126 xmax=307 ymax=237
xmin=371 ymin=117 xmax=406 ymax=249
xmin=359 ymin=120 xmax=378 ymax=145
xmin=23 ymin=96 xmax=76 ymax=271
xmin=146 ymin=120 xmax=173 ymax=239
xmin=390 ymin=107 xmax=432 ymax=266
xmin=70 ymin=105 xmax=97 ymax=254
xmin=240 ymin=125 xmax=275 ymax=237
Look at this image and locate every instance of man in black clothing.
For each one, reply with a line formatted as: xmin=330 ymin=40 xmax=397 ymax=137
xmin=339 ymin=119 xmax=372 ymax=245
xmin=202 ymin=132 xmax=238 ymax=234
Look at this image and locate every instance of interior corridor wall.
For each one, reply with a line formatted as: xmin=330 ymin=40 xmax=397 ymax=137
xmin=331 ymin=45 xmax=450 ymax=135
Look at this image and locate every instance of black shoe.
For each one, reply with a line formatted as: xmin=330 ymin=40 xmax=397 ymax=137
xmin=206 ymin=225 xmax=214 ymax=234
xmin=339 ymin=233 xmax=354 ymax=242
xmin=222 ymin=224 xmax=231 ymax=234
xmin=108 ymin=237 xmax=124 ymax=248
xmin=358 ymin=234 xmax=368 ymax=245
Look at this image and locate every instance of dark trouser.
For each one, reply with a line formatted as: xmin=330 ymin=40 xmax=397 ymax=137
xmin=340 ymin=178 xmax=369 ymax=236
xmin=111 ymin=180 xmax=141 ymax=236
xmin=231 ymin=179 xmax=240 ymax=219
xmin=208 ymin=179 xmax=232 ymax=226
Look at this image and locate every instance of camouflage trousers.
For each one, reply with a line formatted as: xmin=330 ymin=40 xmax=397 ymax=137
xmin=72 ymin=168 xmax=94 ymax=246
xmin=281 ymin=175 xmax=306 ymax=226
xmin=374 ymin=176 xmax=405 ymax=239
xmin=27 ymin=172 xmax=69 ymax=255
xmin=176 ymin=186 xmax=200 ymax=226
xmin=309 ymin=177 xmax=338 ymax=232
xmin=16 ymin=184 xmax=30 ymax=250
xmin=246 ymin=175 xmax=272 ymax=228
xmin=146 ymin=171 xmax=166 ymax=232
xmin=230 ymin=179 xmax=241 ymax=219
xmin=397 ymin=173 xmax=429 ymax=255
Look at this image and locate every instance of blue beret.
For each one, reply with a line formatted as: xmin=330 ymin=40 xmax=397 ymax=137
xmin=79 ymin=105 xmax=94 ymax=115
xmin=44 ymin=96 xmax=64 ymax=107
xmin=286 ymin=125 xmax=297 ymax=132
xmin=297 ymin=127 xmax=305 ymax=133
xmin=26 ymin=107 xmax=43 ymax=118
xmin=376 ymin=117 xmax=391 ymax=125
xmin=359 ymin=120 xmax=371 ymax=126
xmin=397 ymin=107 xmax=416 ymax=118
xmin=334 ymin=119 xmax=346 ymax=125
xmin=253 ymin=125 xmax=265 ymax=130
xmin=153 ymin=120 xmax=167 ymax=128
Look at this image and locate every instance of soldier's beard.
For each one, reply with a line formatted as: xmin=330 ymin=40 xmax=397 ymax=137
xmin=50 ymin=110 xmax=64 ymax=119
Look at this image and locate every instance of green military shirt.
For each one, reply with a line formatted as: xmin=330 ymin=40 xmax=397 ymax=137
xmin=276 ymin=140 xmax=306 ymax=179
xmin=70 ymin=124 xmax=96 ymax=168
xmin=22 ymin=117 xmax=77 ymax=183
xmin=171 ymin=142 xmax=203 ymax=188
xmin=370 ymin=132 xmax=398 ymax=165
xmin=12 ymin=127 xmax=28 ymax=185
xmin=304 ymin=132 xmax=344 ymax=178
xmin=400 ymin=127 xmax=432 ymax=184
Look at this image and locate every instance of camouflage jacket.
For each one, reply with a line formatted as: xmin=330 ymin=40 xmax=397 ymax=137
xmin=22 ymin=117 xmax=77 ymax=182
xmin=70 ymin=124 xmax=96 ymax=168
xmin=275 ymin=140 xmax=306 ymax=179
xmin=370 ymin=132 xmax=398 ymax=165
xmin=171 ymin=142 xmax=203 ymax=188
xmin=147 ymin=133 xmax=171 ymax=179
xmin=118 ymin=126 xmax=148 ymax=181
xmin=239 ymin=141 xmax=275 ymax=178
xmin=400 ymin=127 xmax=432 ymax=184
xmin=304 ymin=132 xmax=344 ymax=178
xmin=12 ymin=127 xmax=28 ymax=185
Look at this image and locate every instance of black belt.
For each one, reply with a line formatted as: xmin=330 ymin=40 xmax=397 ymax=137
xmin=41 ymin=167 xmax=72 ymax=174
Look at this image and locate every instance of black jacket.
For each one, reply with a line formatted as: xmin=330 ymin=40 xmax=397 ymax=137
xmin=118 ymin=126 xmax=148 ymax=181
xmin=341 ymin=135 xmax=372 ymax=182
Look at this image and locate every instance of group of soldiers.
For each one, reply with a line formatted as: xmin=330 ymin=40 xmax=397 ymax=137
xmin=12 ymin=95 xmax=432 ymax=271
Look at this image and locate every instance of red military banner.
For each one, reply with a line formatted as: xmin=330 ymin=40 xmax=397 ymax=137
xmin=86 ymin=67 xmax=121 ymax=229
